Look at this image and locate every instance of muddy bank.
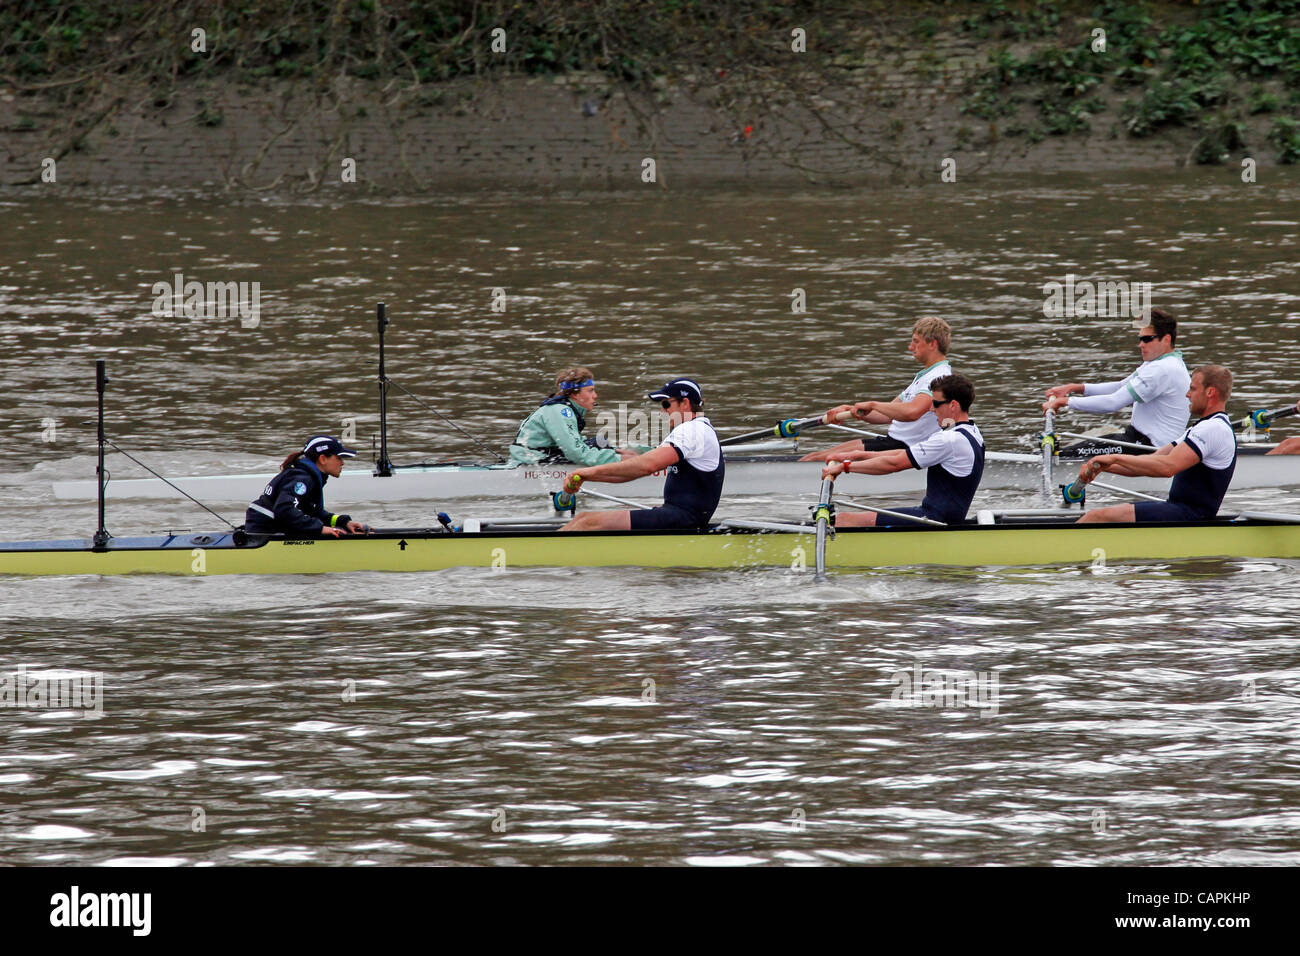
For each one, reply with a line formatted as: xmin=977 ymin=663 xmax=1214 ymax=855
xmin=1 ymin=6 xmax=1295 ymax=194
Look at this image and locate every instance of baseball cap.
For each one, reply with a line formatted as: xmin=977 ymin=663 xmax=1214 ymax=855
xmin=647 ymin=378 xmax=703 ymax=405
xmin=303 ymin=435 xmax=357 ymax=458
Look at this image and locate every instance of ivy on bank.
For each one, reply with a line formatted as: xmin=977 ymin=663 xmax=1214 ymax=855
xmin=958 ymin=0 xmax=1300 ymax=164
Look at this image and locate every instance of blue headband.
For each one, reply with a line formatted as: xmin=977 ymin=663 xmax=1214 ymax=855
xmin=560 ymin=378 xmax=595 ymax=391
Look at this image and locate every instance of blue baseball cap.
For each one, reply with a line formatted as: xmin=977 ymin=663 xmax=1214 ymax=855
xmin=648 ymin=378 xmax=703 ymax=405
xmin=303 ymin=435 xmax=357 ymax=458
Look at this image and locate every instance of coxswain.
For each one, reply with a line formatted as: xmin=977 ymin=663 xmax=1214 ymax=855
xmin=1042 ymin=308 xmax=1189 ymax=456
xmin=245 ymin=435 xmax=370 ymax=537
xmin=509 ymin=367 xmax=639 ymax=466
xmin=560 ymin=378 xmax=723 ymax=531
xmin=1074 ymin=365 xmax=1236 ymax=523
xmin=821 ymin=373 xmax=984 ymax=526
xmin=800 ymin=317 xmax=954 ymax=461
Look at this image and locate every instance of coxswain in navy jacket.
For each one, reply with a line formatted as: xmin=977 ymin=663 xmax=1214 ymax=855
xmin=245 ymin=435 xmax=366 ymax=536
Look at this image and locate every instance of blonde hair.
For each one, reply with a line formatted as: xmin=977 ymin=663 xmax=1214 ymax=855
xmin=912 ymin=317 xmax=951 ymax=354
xmin=553 ymin=366 xmax=595 ymax=397
xmin=1194 ymin=364 xmax=1232 ymax=400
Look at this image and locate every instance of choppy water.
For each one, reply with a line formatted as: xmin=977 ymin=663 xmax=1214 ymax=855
xmin=1 ymin=173 xmax=1299 ymax=865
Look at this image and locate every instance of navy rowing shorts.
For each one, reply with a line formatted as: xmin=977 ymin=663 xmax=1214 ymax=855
xmin=629 ymin=504 xmax=707 ymax=530
xmin=1133 ymin=501 xmax=1206 ymax=522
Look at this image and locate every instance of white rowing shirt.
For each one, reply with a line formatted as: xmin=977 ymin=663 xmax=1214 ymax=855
xmin=1070 ymin=351 xmax=1190 ymax=446
xmin=663 ymin=416 xmax=721 ymax=472
xmin=888 ymin=359 xmax=952 ymax=446
xmin=1175 ymin=411 xmax=1236 ymax=468
xmin=906 ymin=421 xmax=985 ymax=476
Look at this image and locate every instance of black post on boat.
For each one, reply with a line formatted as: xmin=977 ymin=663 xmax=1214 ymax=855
xmin=92 ymin=359 xmax=110 ymax=551
xmin=375 ymin=301 xmax=393 ymax=477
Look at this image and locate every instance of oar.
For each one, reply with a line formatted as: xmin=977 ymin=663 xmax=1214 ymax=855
xmin=551 ymin=485 xmax=652 ymax=513
xmin=719 ymin=409 xmax=857 ymax=447
xmin=1232 ymin=404 xmax=1299 ymax=431
xmin=813 ymin=477 xmax=835 ymax=580
xmin=836 ymin=498 xmax=947 ymax=526
xmin=1041 ymin=409 xmax=1055 ymax=500
xmin=1058 ymin=431 xmax=1157 ymax=452
xmin=1061 ymin=473 xmax=1163 ymax=504
xmin=719 ymin=518 xmax=815 ymax=534
xmin=1236 ymin=510 xmax=1300 ymax=524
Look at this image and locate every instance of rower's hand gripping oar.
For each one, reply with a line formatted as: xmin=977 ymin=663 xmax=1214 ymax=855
xmin=1062 ymin=460 xmax=1096 ymax=505
xmin=719 ymin=409 xmax=859 ymax=448
xmin=1061 ymin=460 xmax=1162 ymax=505
xmin=552 ymin=475 xmax=652 ymax=514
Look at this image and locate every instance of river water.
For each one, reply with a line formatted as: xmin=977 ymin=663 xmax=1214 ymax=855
xmin=1 ymin=172 xmax=1298 ymax=865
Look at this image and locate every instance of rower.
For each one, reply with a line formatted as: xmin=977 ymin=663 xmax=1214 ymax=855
xmin=800 ymin=317 xmax=953 ymax=461
xmin=245 ymin=435 xmax=370 ymax=537
xmin=1267 ymin=399 xmax=1300 ymax=455
xmin=1042 ymin=308 xmax=1189 ymax=456
xmin=822 ymin=373 xmax=984 ymax=526
xmin=1074 ymin=365 xmax=1235 ymax=523
xmin=509 ymin=367 xmax=639 ymax=467
xmin=559 ymin=378 xmax=723 ymax=531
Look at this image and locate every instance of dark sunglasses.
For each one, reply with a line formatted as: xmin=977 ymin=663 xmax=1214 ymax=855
xmin=1137 ymin=334 xmax=1158 ymax=343
xmin=931 ymin=397 xmax=950 ymax=408
xmin=660 ymin=400 xmax=673 ymax=409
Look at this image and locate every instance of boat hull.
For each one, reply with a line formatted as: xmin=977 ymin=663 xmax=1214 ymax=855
xmin=3 ymin=520 xmax=1298 ymax=576
xmin=48 ymin=445 xmax=1300 ymax=502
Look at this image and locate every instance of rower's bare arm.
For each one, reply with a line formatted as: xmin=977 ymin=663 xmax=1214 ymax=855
xmin=1045 ymin=383 xmax=1084 ymax=400
xmin=573 ymin=444 xmax=679 ymax=484
xmin=800 ymin=437 xmax=867 ymax=462
xmin=852 ymin=449 xmax=912 ymax=475
xmin=863 ymin=393 xmax=930 ymax=423
xmin=1101 ymin=444 xmax=1196 ymax=478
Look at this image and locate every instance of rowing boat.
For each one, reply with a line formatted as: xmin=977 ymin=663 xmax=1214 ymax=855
xmin=48 ymin=307 xmax=1300 ymax=503
xmin=48 ymin=441 xmax=1299 ymax=503
xmin=3 ymin=514 xmax=1298 ymax=576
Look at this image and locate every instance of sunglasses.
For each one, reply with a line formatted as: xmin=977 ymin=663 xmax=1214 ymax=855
xmin=660 ymin=400 xmax=673 ymax=409
xmin=931 ymin=397 xmax=951 ymax=408
xmin=1137 ymin=334 xmax=1158 ymax=343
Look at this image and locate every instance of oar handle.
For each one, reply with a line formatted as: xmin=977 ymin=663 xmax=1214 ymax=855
xmin=1236 ymin=403 xmax=1300 ymax=430
xmin=718 ymin=410 xmax=856 ymax=447
xmin=1062 ymin=458 xmax=1096 ymax=504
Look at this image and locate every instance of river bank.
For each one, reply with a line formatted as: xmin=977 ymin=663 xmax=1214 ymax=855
xmin=2 ymin=2 xmax=1297 ymax=193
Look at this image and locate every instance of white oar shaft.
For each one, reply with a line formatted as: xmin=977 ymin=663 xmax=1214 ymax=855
xmin=1058 ymin=431 xmax=1157 ymax=452
xmin=719 ymin=518 xmax=815 ymax=534
xmin=577 ymin=487 xmax=653 ymax=510
xmin=1237 ymin=511 xmax=1300 ymax=524
xmin=814 ymin=477 xmax=835 ymax=579
xmin=1090 ymin=479 xmax=1165 ymax=502
xmin=836 ymin=498 xmax=947 ymax=526
xmin=825 ymin=423 xmax=886 ymax=439
xmin=1041 ymin=410 xmax=1055 ymax=500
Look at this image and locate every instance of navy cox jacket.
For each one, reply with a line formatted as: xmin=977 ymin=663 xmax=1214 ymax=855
xmin=244 ymin=459 xmax=352 ymax=535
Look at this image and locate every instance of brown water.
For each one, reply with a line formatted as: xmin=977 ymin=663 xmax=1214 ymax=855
xmin=1 ymin=173 xmax=1298 ymax=865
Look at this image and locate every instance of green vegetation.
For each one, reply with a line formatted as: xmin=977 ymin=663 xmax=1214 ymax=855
xmin=1269 ymin=116 xmax=1300 ymax=163
xmin=0 ymin=1 xmax=849 ymax=90
xmin=959 ymin=0 xmax=1300 ymax=164
xmin=2 ymin=0 xmax=1297 ymax=170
